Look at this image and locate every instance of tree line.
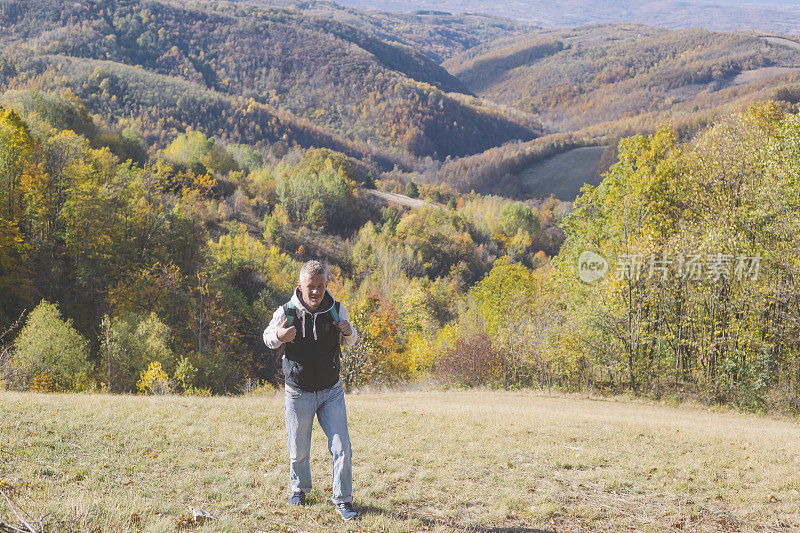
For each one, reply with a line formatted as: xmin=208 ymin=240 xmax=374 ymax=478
xmin=0 ymin=94 xmax=557 ymax=395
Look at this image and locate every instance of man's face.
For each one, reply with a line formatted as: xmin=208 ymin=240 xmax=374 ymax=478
xmin=298 ymin=273 xmax=326 ymax=310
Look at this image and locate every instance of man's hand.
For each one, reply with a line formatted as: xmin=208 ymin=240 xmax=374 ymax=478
xmin=337 ymin=320 xmax=352 ymax=337
xmin=276 ymin=317 xmax=296 ymax=343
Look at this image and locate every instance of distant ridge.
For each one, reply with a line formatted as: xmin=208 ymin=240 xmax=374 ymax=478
xmin=443 ymin=25 xmax=800 ymax=133
xmin=327 ymin=0 xmax=800 ymax=33
xmin=0 ymin=0 xmax=540 ymax=163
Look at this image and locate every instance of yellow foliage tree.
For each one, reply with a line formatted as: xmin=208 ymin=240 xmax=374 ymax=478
xmin=137 ymin=361 xmax=172 ymax=395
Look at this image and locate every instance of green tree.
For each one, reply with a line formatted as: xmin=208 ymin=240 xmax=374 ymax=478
xmin=0 ymin=218 xmax=30 ymax=327
xmin=274 ymin=150 xmax=358 ymax=231
xmin=395 ymin=207 xmax=484 ymax=282
xmin=162 ymin=129 xmax=237 ymax=175
xmin=100 ymin=312 xmax=175 ymax=393
xmin=12 ymin=300 xmax=91 ymax=390
xmin=471 ymin=258 xmax=538 ymax=335
xmin=0 ymin=107 xmax=35 ymax=222
xmin=228 ymin=144 xmax=263 ymax=172
xmin=307 ymin=200 xmax=326 ymax=230
xmin=173 ymin=356 xmax=198 ymax=394
xmin=262 ymin=205 xmax=288 ymax=247
xmin=498 ymin=202 xmax=539 ymax=239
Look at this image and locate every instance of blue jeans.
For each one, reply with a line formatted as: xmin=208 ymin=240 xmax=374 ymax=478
xmin=284 ymin=379 xmax=353 ymax=503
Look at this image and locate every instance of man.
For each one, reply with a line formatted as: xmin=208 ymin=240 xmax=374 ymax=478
xmin=263 ymin=260 xmax=359 ymax=521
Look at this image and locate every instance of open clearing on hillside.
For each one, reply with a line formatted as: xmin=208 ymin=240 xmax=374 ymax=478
xmin=2 ymin=390 xmax=800 ymax=532
xmin=762 ymin=36 xmax=800 ymax=51
xmin=517 ymin=146 xmax=607 ymax=201
xmin=366 ymin=189 xmax=429 ymax=209
xmin=730 ymin=66 xmax=800 ymax=86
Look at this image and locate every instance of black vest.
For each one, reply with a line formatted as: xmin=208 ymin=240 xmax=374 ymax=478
xmin=282 ymin=294 xmax=342 ymax=392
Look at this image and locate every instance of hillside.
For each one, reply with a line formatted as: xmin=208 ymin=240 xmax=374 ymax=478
xmin=517 ymin=145 xmax=608 ymax=200
xmin=3 ymin=0 xmax=800 ymax=444
xmin=370 ymin=23 xmax=800 ymax=198
xmin=330 ymin=0 xmax=800 ymax=34
xmin=7 ymin=1 xmax=800 ymax=198
xmin=0 ymin=0 xmax=539 ymax=162
xmin=444 ymin=24 xmax=800 ymax=133
xmin=228 ymin=0 xmax=535 ymax=62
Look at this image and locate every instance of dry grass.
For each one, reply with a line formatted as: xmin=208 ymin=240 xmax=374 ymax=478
xmin=517 ymin=146 xmax=607 ymax=201
xmin=1 ymin=389 xmax=799 ymax=532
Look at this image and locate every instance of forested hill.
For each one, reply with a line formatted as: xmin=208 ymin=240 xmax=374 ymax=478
xmin=226 ymin=0 xmax=535 ymax=62
xmin=0 ymin=0 xmax=539 ymax=163
xmin=443 ymin=24 xmax=800 ymax=133
xmin=4 ymin=0 xmax=800 ymax=414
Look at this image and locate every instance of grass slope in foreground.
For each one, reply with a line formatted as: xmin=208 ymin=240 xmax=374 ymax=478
xmin=2 ymin=391 xmax=799 ymax=531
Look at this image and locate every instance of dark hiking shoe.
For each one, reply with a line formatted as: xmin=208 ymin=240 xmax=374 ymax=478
xmin=335 ymin=501 xmax=358 ymax=520
xmin=287 ymin=491 xmax=306 ymax=506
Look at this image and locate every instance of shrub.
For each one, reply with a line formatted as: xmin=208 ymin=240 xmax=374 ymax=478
xmin=400 ymin=333 xmax=435 ymax=378
xmin=100 ymin=313 xmax=175 ymax=393
xmin=29 ymin=372 xmax=58 ymax=393
xmin=435 ymin=333 xmax=504 ymax=388
xmin=137 ymin=361 xmax=172 ymax=395
xmin=12 ymin=300 xmax=91 ymax=391
xmin=173 ymin=356 xmax=198 ymax=394
xmin=340 ymin=295 xmax=403 ymax=389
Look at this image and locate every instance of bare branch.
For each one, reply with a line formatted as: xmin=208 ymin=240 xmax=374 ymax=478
xmin=0 ymin=522 xmax=33 ymax=533
xmin=0 ymin=490 xmax=39 ymax=533
xmin=0 ymin=311 xmax=27 ymax=344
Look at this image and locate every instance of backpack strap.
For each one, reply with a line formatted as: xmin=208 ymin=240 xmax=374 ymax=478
xmin=329 ymin=301 xmax=341 ymax=324
xmin=283 ymin=302 xmax=296 ymax=326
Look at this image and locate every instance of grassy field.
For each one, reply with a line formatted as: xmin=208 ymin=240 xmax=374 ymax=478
xmin=516 ymin=147 xmax=607 ymax=201
xmin=1 ymin=389 xmax=799 ymax=532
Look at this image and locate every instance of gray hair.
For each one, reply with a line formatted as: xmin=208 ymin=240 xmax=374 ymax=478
xmin=299 ymin=260 xmax=326 ymax=281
